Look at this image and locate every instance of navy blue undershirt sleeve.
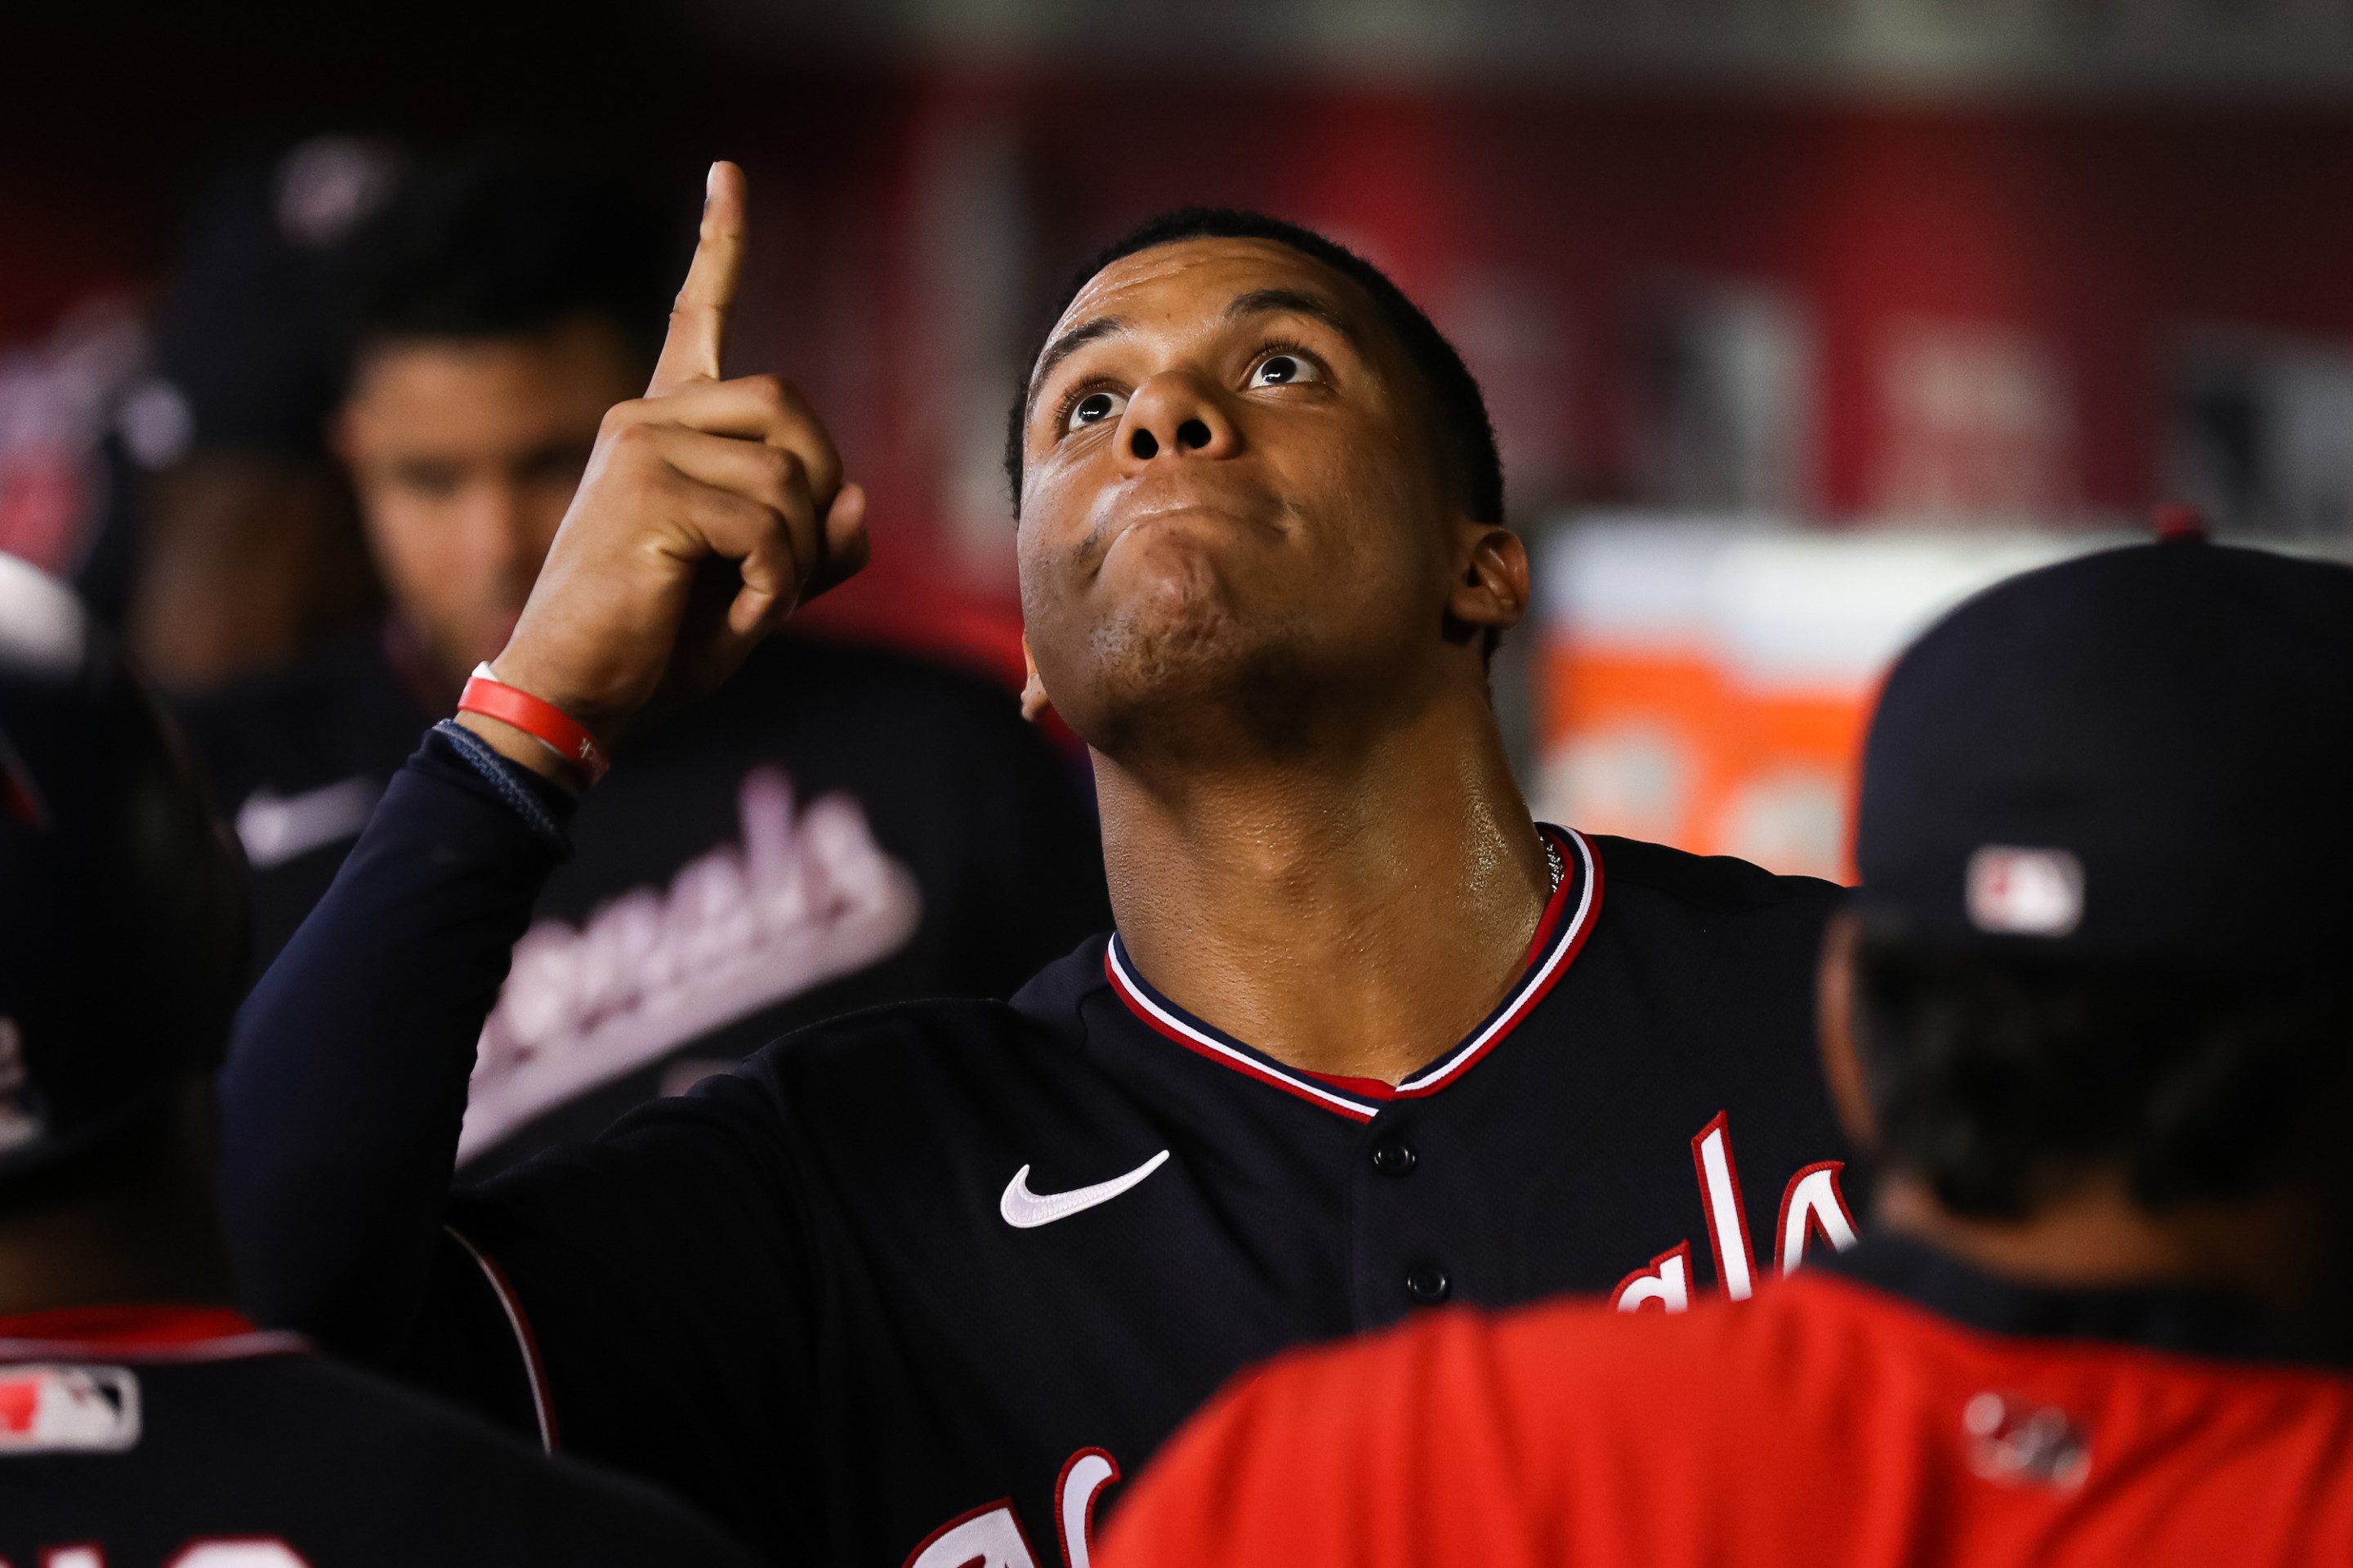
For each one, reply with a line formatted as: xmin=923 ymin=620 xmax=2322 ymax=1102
xmin=218 ymin=725 xmax=577 ymax=1364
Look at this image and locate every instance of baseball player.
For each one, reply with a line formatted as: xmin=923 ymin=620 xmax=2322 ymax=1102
xmin=1100 ymin=536 xmax=2353 ymax=1568
xmin=172 ymin=149 xmax=1111 ymax=1177
xmin=222 ymin=164 xmax=1859 ymax=1566
xmin=0 ymin=553 xmax=756 ymax=1565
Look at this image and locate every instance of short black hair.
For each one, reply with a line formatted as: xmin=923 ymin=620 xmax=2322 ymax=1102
xmin=1851 ymin=931 xmax=2353 ymax=1221
xmin=1003 ymin=207 xmax=1504 ymax=528
xmin=337 ymin=148 xmax=674 ymax=378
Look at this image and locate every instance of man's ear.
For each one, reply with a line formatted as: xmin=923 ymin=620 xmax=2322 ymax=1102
xmin=1446 ymin=522 xmax=1530 ymax=636
xmin=1817 ymin=909 xmax=1879 ymax=1153
xmin=1019 ymin=633 xmax=1051 ymax=724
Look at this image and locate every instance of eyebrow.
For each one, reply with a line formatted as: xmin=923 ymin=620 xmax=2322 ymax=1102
xmin=1024 ymin=315 xmax=1132 ymax=419
xmin=1222 ymin=288 xmax=1362 ymax=348
xmin=1021 ymin=286 xmax=1367 ymax=423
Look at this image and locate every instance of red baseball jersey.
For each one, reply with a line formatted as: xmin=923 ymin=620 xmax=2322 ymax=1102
xmin=1101 ymin=1239 xmax=2353 ymax=1568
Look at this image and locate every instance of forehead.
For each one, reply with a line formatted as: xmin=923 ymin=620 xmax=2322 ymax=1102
xmin=1047 ymin=236 xmax=1381 ymax=349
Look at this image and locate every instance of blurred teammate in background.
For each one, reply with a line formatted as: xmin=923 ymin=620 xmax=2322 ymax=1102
xmin=179 ymin=148 xmax=1110 ymax=1174
xmin=0 ymin=553 xmax=753 ymax=1566
xmin=1102 ymin=538 xmax=2353 ymax=1568
xmin=124 ymin=138 xmax=393 ymax=690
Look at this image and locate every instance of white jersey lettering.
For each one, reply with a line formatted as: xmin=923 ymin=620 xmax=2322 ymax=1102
xmin=1692 ymin=1112 xmax=1760 ymax=1301
xmin=1776 ymin=1160 xmax=1861 ymax=1275
xmin=1611 ymin=1243 xmax=1694 ymax=1313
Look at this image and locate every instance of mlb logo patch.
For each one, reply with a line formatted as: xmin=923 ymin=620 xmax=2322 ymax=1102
xmin=1966 ymin=846 xmax=2084 ymax=936
xmin=0 ymin=1364 xmax=140 ymax=1453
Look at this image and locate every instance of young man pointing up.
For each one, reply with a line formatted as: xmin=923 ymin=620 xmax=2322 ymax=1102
xmin=224 ymin=163 xmax=1856 ymax=1566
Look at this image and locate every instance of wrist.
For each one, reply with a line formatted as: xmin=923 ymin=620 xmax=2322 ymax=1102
xmin=451 ymin=711 xmax=589 ymax=794
xmin=456 ymin=663 xmax=609 ymax=789
xmin=477 ymin=645 xmax=615 ymax=740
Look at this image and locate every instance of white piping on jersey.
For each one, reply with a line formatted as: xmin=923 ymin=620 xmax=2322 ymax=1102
xmin=1394 ymin=826 xmax=1598 ymax=1095
xmin=1106 ymin=826 xmax=1599 ymax=1120
xmin=446 ymin=1225 xmax=556 ymax=1454
xmin=1105 ymin=940 xmax=1379 ymax=1120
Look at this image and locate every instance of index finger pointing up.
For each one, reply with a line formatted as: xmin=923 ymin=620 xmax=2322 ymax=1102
xmin=650 ymin=160 xmax=748 ymax=395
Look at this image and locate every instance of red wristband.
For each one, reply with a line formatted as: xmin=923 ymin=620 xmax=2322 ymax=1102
xmin=458 ymin=664 xmax=611 ymax=784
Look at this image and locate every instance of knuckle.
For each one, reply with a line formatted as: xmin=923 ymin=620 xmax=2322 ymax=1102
xmin=600 ymin=400 xmax=651 ymax=436
xmin=733 ymin=490 xmax=785 ymax=533
xmin=752 ymin=452 xmax=807 ymax=513
xmin=608 ymin=421 xmax=662 ymax=459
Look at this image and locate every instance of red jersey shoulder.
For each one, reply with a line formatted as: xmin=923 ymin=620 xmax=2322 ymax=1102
xmin=1106 ymin=1273 xmax=2353 ymax=1568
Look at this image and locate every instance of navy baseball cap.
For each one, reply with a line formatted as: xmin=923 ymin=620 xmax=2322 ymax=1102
xmin=0 ymin=553 xmax=249 ymax=1183
xmin=1854 ymin=537 xmax=2353 ymax=972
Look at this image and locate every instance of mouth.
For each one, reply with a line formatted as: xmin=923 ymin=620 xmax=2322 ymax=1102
xmin=1086 ymin=495 xmax=1284 ymax=582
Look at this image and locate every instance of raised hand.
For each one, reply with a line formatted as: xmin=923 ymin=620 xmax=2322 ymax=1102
xmin=466 ymin=161 xmax=869 ymax=781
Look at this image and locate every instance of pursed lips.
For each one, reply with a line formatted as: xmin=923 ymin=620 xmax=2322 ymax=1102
xmin=1080 ymin=493 xmax=1290 ymax=582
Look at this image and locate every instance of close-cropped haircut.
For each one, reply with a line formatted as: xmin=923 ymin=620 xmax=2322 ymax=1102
xmin=1851 ymin=931 xmax=2353 ymax=1221
xmin=1003 ymin=207 xmax=1504 ymax=529
xmin=336 ymin=149 xmax=674 ymax=382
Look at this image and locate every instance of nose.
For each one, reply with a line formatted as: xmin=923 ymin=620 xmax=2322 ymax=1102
xmin=1118 ymin=372 xmax=1239 ymax=471
xmin=454 ymin=475 xmax=534 ymax=583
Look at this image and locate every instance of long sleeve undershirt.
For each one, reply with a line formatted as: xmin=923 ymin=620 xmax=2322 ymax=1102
xmin=219 ymin=726 xmax=573 ymax=1374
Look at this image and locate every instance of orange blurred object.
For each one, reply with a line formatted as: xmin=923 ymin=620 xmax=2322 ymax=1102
xmin=1534 ymin=520 xmax=2114 ymax=882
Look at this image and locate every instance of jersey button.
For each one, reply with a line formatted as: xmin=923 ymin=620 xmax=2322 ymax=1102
xmin=1370 ymin=1139 xmax=1417 ymax=1177
xmin=1404 ymin=1263 xmax=1451 ymax=1305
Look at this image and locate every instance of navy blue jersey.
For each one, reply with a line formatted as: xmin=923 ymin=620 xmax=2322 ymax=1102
xmin=180 ymin=628 xmax=1110 ymax=1174
xmin=0 ymin=1307 xmax=752 ymax=1567
xmin=222 ymin=731 xmax=1856 ymax=1566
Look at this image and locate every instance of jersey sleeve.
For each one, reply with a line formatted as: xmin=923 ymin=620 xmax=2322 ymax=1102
xmin=440 ymin=1075 xmax=828 ymax=1555
xmin=218 ymin=729 xmax=831 ymax=1553
xmin=1098 ymin=1311 xmax=1554 ymax=1568
xmin=219 ymin=726 xmax=575 ymax=1365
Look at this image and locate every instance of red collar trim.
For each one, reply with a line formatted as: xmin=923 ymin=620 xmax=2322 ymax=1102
xmin=1105 ymin=826 xmax=1604 ymax=1122
xmin=0 ymin=1305 xmax=307 ymax=1365
xmin=1300 ymin=1070 xmax=1397 ymax=1101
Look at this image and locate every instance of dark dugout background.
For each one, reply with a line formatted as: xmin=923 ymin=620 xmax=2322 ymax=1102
xmin=11 ymin=0 xmax=2353 ymax=685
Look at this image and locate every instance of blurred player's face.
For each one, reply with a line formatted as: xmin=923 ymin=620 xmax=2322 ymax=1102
xmin=1016 ymin=239 xmax=1516 ymax=760
xmin=337 ymin=316 xmax=641 ymax=686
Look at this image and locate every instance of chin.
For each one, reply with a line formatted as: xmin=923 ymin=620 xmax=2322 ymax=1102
xmin=1026 ymin=503 xmax=1333 ymax=758
xmin=1066 ymin=588 xmax=1334 ymax=762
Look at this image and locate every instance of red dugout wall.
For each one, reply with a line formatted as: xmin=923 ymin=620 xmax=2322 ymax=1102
xmin=9 ymin=61 xmax=2353 ymax=670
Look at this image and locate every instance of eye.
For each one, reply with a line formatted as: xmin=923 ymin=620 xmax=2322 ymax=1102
xmin=1248 ymin=352 xmax=1321 ymax=389
xmin=1065 ymin=389 xmax=1127 ymax=433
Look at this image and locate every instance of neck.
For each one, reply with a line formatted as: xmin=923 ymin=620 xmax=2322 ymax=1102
xmin=1095 ymin=687 xmax=1548 ymax=1084
xmin=0 ymin=1192 xmax=239 ymax=1320
xmin=1877 ymin=1173 xmax=2314 ymax=1318
xmin=0 ymin=1088 xmax=240 ymax=1319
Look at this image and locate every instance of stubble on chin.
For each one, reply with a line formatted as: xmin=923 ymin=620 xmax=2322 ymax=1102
xmin=1078 ymin=586 xmax=1337 ymax=766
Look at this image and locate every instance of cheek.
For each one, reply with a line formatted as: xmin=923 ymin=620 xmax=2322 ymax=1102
xmin=363 ymin=494 xmax=502 ymax=606
xmin=1286 ymin=425 xmax=1444 ymax=596
xmin=360 ymin=496 xmax=449 ymax=583
xmin=525 ymin=479 xmax=577 ymax=549
xmin=1013 ymin=465 xmax=1091 ymax=623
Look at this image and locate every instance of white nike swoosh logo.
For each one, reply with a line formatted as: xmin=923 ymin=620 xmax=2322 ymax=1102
xmin=999 ymin=1150 xmax=1171 ymax=1229
xmin=235 ymin=776 xmax=383 ymax=869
